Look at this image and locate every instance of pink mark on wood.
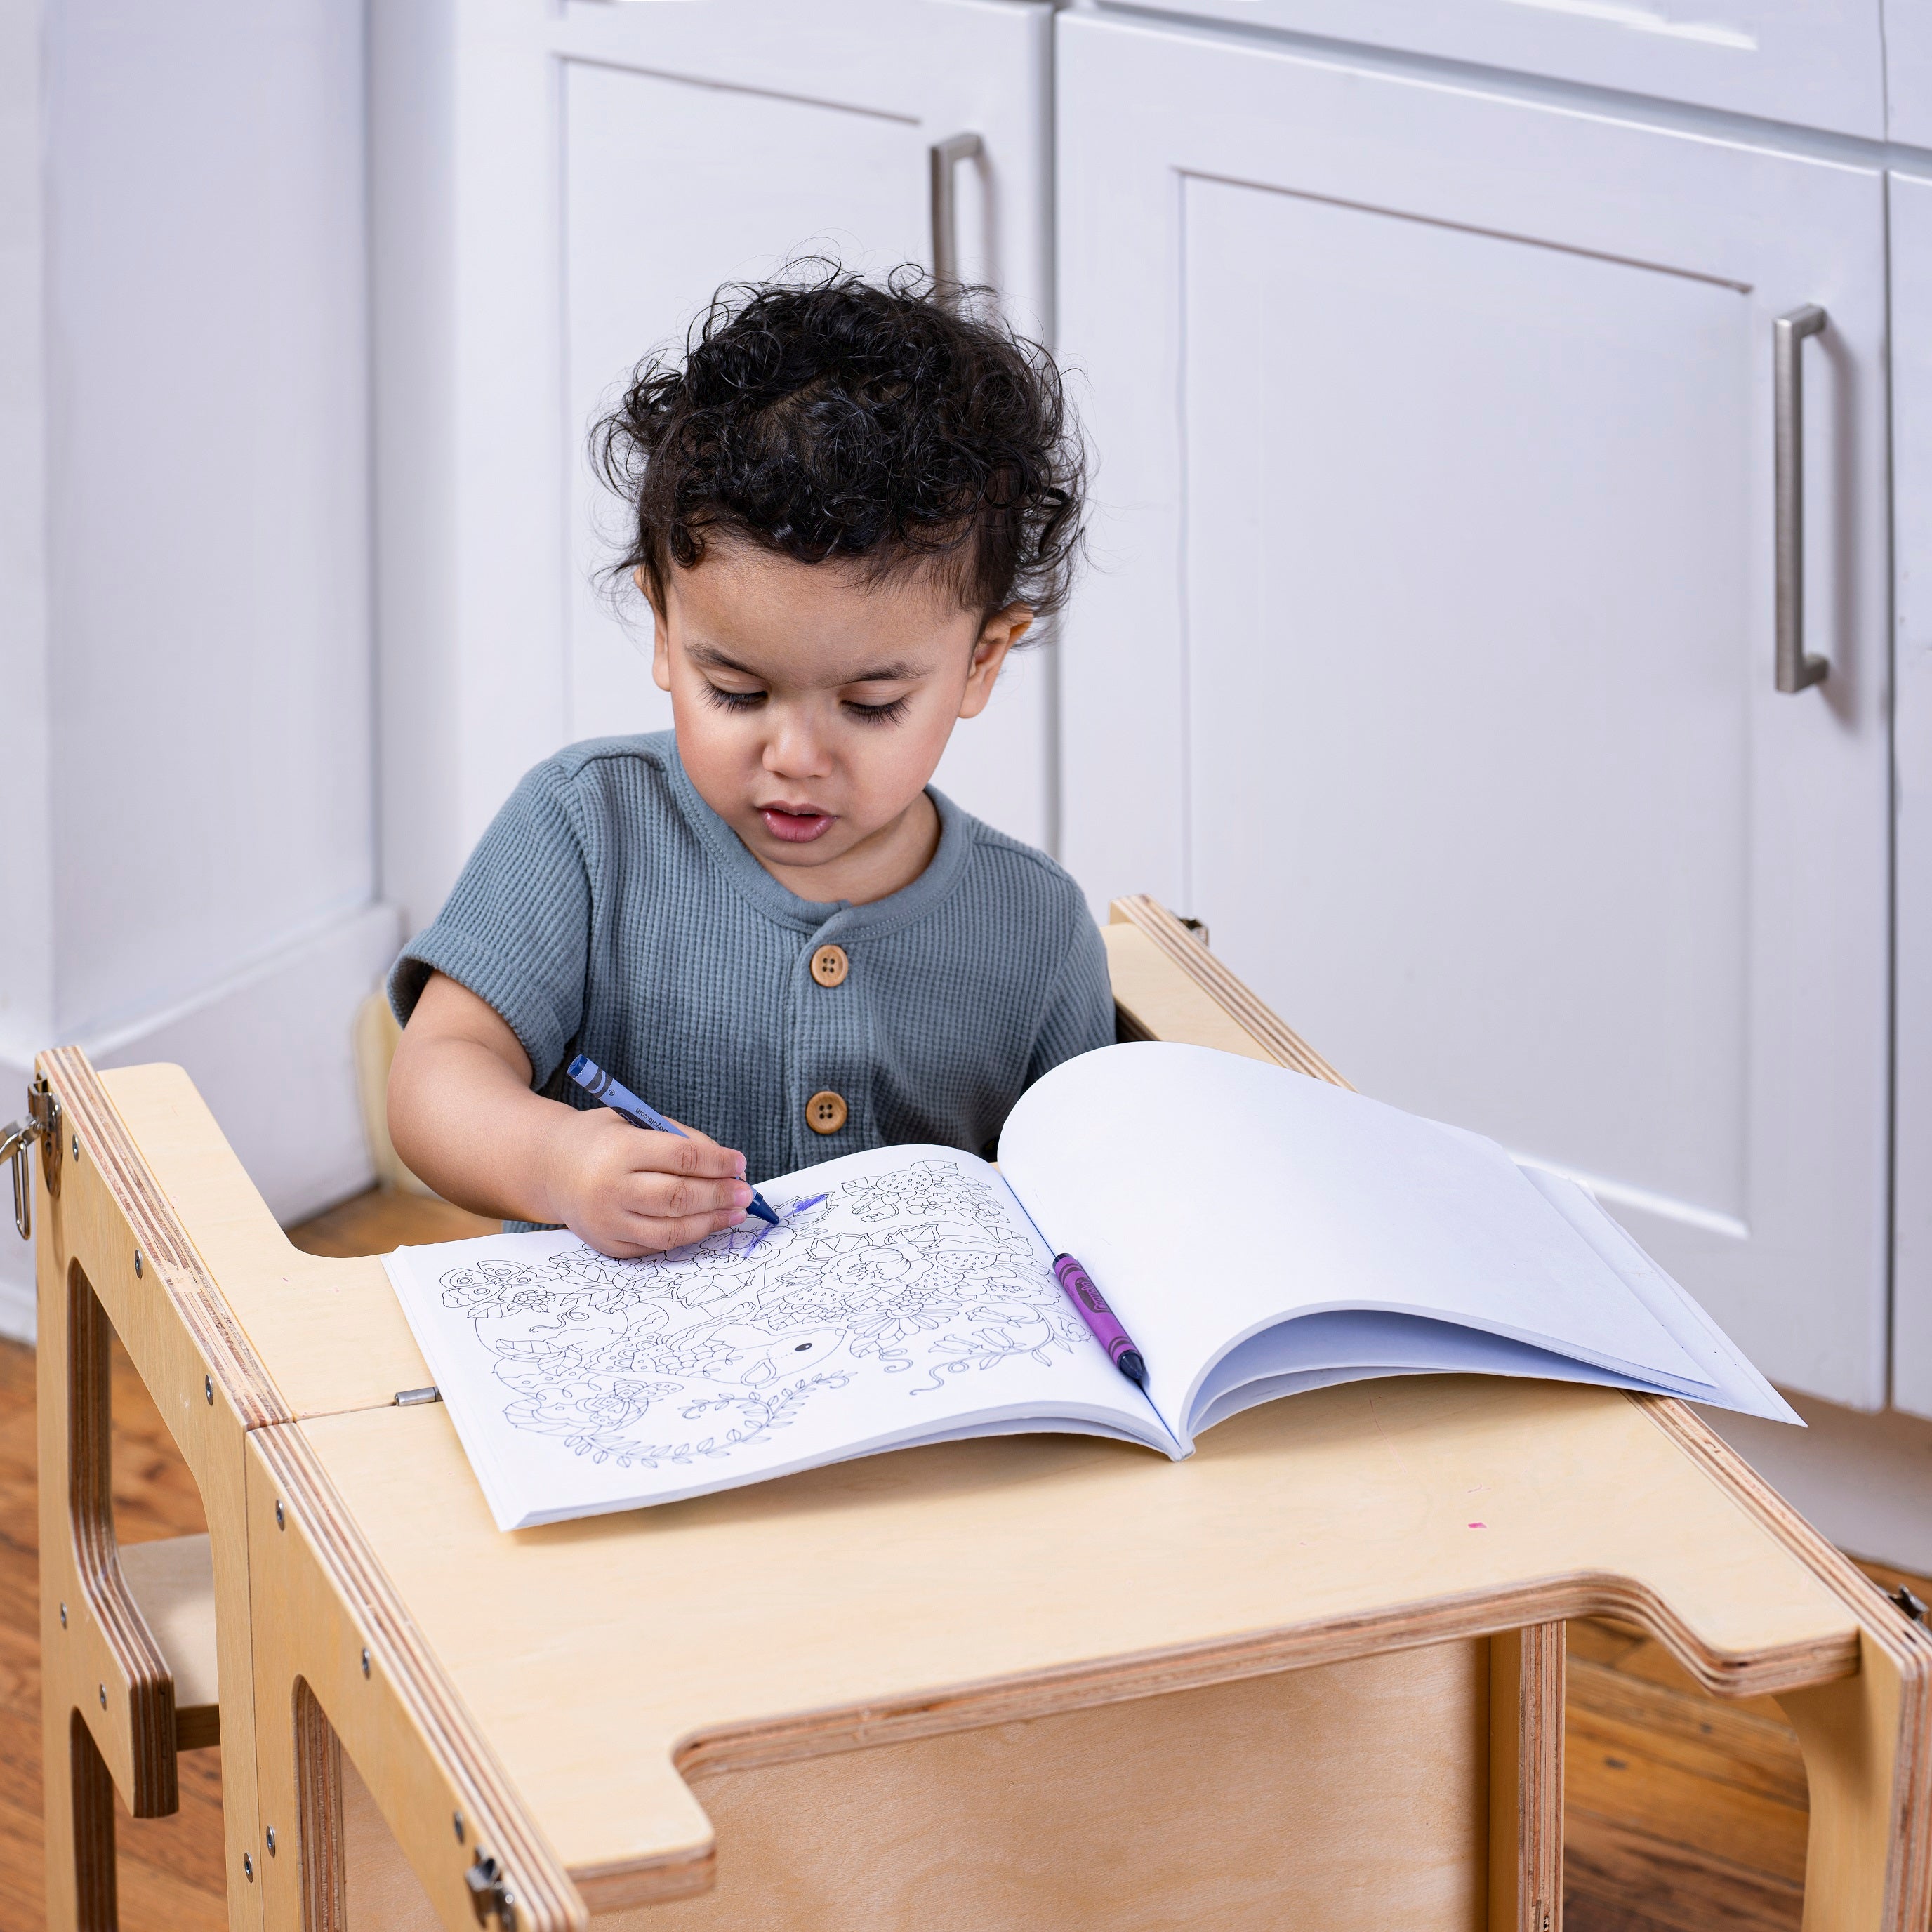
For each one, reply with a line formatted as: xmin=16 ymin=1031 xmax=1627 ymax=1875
xmin=1467 ymin=1521 xmax=1488 ymax=1530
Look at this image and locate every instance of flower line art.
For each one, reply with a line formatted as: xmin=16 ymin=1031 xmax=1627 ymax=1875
xmin=435 ymin=1159 xmax=1093 ymax=1469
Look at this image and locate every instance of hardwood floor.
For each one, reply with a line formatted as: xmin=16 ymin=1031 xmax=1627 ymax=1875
xmin=1566 ymin=1619 xmax=1807 ymax=1931
xmin=0 ymin=1328 xmax=227 ymax=1931
xmin=0 ymin=1185 xmax=1917 ymax=1928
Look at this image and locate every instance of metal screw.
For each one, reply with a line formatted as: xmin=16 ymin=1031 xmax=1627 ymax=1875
xmin=361 ymin=1646 xmax=371 ymax=1679
xmin=133 ymin=1249 xmax=142 ymax=1278
xmin=204 ymin=1375 xmax=213 ymax=1405
xmin=275 ymin=1499 xmax=284 ymax=1530
xmin=98 ymin=1684 xmax=105 ymax=1708
xmin=59 ymin=1603 xmax=66 ymax=1629
xmin=70 ymin=1133 xmax=78 ymax=1160
xmin=244 ymin=1853 xmax=253 ymax=1882
xmin=453 ymin=1810 xmax=465 ymax=1843
xmin=265 ymin=1826 xmax=277 ymax=1856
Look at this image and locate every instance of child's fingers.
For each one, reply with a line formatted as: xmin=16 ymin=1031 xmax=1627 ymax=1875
xmin=621 ymin=1204 xmax=748 ymax=1252
xmin=616 ymin=1167 xmax=750 ymax=1220
xmin=631 ymin=1128 xmax=748 ymax=1181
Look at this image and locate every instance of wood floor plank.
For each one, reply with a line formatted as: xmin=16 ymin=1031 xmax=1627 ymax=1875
xmin=1566 ymin=1658 xmax=1808 ymax=1808
xmin=1567 ymin=1705 xmax=1809 ymax=1886
xmin=1568 ymin=1618 xmax=1649 ymax=1671
xmin=1567 ymin=1810 xmax=1804 ymax=1932
xmin=0 ymin=1328 xmax=230 ymax=1930
xmin=286 ymin=1186 xmax=496 ymax=1258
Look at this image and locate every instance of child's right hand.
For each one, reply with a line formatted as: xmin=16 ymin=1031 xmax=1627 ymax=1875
xmin=389 ymin=974 xmax=754 ymax=1258
xmin=542 ymin=1105 xmax=753 ymax=1259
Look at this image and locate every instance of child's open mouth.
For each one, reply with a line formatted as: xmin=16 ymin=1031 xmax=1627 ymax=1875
xmin=758 ymin=805 xmax=835 ymax=843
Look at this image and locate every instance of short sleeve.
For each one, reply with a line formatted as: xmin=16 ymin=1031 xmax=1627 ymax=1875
xmin=388 ymin=762 xmax=592 ymax=1086
xmin=1026 ymin=900 xmax=1116 ymax=1082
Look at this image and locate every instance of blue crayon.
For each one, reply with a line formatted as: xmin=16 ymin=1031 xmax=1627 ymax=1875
xmin=566 ymin=1054 xmax=781 ymax=1228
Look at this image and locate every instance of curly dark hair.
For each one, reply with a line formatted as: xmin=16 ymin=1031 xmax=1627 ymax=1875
xmin=590 ymin=263 xmax=1085 ymax=623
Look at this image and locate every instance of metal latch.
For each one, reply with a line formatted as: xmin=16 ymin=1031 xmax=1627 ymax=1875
xmin=465 ymin=1853 xmax=517 ymax=1928
xmin=0 ymin=1078 xmax=60 ymax=1242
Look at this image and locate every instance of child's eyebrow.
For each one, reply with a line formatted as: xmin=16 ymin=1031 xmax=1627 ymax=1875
xmin=686 ymin=642 xmax=925 ymax=685
xmin=837 ymin=660 xmax=924 ymax=684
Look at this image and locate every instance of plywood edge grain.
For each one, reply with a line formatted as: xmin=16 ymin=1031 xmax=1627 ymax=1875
xmin=569 ymin=1846 xmax=717 ymax=1916
xmin=1107 ymin=895 xmax=1353 ymax=1088
xmin=1636 ymin=1396 xmax=1932 ymax=1662
xmin=668 ymin=1568 xmax=1848 ymax=1773
xmin=524 ymin=1564 xmax=1844 ymax=1908
xmin=47 ymin=1048 xmax=292 ymax=1429
xmin=95 ymin=1057 xmax=435 ymax=1421
xmin=1636 ymin=1394 xmax=1932 ymax=1928
xmin=252 ymin=1422 xmax=586 ymax=1931
xmin=119 ymin=1533 xmax=220 ymax=1751
xmin=1488 ymin=1624 xmax=1563 ymax=1932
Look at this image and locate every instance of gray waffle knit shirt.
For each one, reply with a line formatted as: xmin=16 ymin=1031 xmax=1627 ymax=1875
xmin=388 ymin=732 xmax=1116 ymax=1198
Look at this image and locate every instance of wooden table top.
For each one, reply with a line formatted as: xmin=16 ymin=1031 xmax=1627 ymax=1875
xmin=286 ymin=1370 xmax=1858 ymax=1891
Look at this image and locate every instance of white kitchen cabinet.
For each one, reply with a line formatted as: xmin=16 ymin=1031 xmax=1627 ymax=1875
xmin=1118 ymin=0 xmax=1886 ymax=137
xmin=1057 ymin=13 xmax=1890 ymax=1404
xmin=373 ymin=0 xmax=1056 ymax=933
xmin=1891 ymin=2 xmax=1932 ymax=149
xmin=1892 ymin=171 xmax=1932 ymax=1417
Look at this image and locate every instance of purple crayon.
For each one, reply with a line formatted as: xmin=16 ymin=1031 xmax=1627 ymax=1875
xmin=1052 ymin=1253 xmax=1150 ymax=1391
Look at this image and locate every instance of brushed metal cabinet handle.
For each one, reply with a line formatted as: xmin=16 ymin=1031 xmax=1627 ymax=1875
xmin=1774 ymin=303 xmax=1830 ymax=694
xmin=929 ymin=131 xmax=983 ymax=301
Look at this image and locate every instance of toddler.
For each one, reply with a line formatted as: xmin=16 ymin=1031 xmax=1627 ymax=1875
xmin=388 ymin=267 xmax=1113 ymax=1257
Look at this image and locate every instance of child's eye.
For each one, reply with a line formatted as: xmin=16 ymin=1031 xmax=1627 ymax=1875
xmin=703 ymin=683 xmax=766 ymax=713
xmin=844 ymin=696 xmax=911 ymax=726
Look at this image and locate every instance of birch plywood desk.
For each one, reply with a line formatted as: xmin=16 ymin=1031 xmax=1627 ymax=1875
xmin=22 ymin=898 xmax=1932 ymax=1932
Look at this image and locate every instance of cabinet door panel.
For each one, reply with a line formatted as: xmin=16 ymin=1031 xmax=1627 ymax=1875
xmin=564 ymin=61 xmax=926 ymax=745
xmin=376 ymin=0 xmax=1055 ymax=932
xmin=1136 ymin=0 xmax=1884 ymax=136
xmin=1058 ymin=15 xmax=1888 ymax=1402
xmin=557 ymin=1 xmax=1056 ymax=849
xmin=1892 ymin=171 xmax=1932 ymax=1417
xmin=1184 ymin=179 xmax=1751 ymax=1222
xmin=1887 ymin=1 xmax=1932 ymax=147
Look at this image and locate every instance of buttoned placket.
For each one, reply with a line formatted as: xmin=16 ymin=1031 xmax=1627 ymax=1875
xmin=790 ymin=908 xmax=864 ymax=1165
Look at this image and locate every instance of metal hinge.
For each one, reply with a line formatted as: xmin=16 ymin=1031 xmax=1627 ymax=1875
xmin=0 ymin=1078 xmax=60 ymax=1242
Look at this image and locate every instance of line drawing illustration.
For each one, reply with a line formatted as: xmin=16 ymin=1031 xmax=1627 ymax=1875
xmin=434 ymin=1159 xmax=1092 ymax=1469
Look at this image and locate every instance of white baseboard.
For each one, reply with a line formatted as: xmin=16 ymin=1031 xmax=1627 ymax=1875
xmin=0 ymin=1268 xmax=32 ymax=1347
xmin=0 ymin=901 xmax=403 ymax=1344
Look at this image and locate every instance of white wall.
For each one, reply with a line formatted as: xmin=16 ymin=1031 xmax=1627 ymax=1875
xmin=0 ymin=0 xmax=54 ymax=1090
xmin=0 ymin=0 xmax=395 ymax=1339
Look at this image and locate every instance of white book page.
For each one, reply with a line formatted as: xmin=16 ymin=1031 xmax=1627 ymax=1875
xmin=1191 ymin=1318 xmax=1738 ymax=1435
xmin=1183 ymin=1177 xmax=1801 ymax=1430
xmin=998 ymin=1044 xmax=1712 ymax=1445
xmin=1516 ymin=1166 xmax=1799 ymax=1424
xmin=383 ymin=1146 xmax=1161 ymax=1530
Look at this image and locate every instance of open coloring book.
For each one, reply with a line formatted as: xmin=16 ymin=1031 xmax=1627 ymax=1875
xmin=382 ymin=1043 xmax=1797 ymax=1530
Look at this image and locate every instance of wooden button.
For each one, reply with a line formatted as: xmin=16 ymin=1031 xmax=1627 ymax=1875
xmin=805 ymin=1090 xmax=849 ymax=1135
xmin=809 ymin=944 xmax=849 ymax=988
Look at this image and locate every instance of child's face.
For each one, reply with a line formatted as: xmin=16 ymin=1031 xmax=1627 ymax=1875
xmin=649 ymin=541 xmax=1029 ymax=900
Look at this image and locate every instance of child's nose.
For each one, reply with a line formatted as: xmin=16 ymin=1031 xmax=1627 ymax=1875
xmin=764 ymin=708 xmax=833 ymax=777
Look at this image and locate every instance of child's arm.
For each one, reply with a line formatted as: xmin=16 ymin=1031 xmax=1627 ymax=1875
xmin=388 ymin=973 xmax=753 ymax=1258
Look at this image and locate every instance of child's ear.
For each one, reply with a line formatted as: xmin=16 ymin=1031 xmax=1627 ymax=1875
xmin=640 ymin=567 xmax=673 ymax=693
xmin=958 ymin=605 xmax=1032 ymax=720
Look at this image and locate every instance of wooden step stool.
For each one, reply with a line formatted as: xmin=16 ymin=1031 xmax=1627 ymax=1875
xmin=16 ymin=898 xmax=1932 ymax=1930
